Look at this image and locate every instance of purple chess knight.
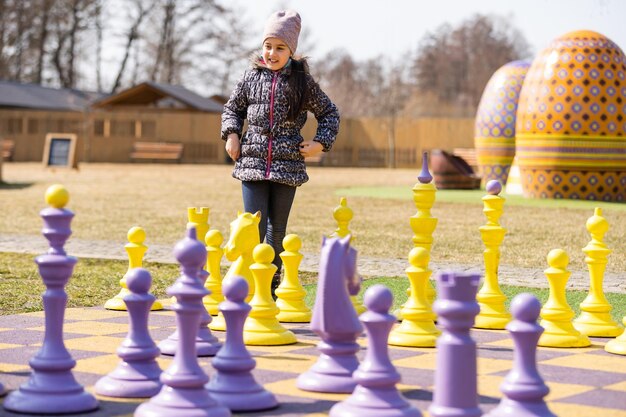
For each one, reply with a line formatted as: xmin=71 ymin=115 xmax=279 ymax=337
xmin=297 ymin=236 xmax=363 ymax=393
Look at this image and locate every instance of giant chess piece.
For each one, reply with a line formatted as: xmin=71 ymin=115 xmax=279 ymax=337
xmin=203 ymin=229 xmax=225 ymax=316
xmin=429 ymin=271 xmax=482 ymax=417
xmin=330 ymin=285 xmax=422 ymax=417
xmin=297 ymin=236 xmax=363 ymax=393
xmin=573 ymin=208 xmax=622 ymax=337
xmin=605 ymin=317 xmax=626 ymax=355
xmin=538 ymin=249 xmax=590 ymax=348
xmin=206 ymin=275 xmax=278 ymax=411
xmin=485 ymin=293 xmax=556 ymax=417
xmin=95 ymin=268 xmax=162 ymax=397
xmin=105 ymin=226 xmax=163 ymax=311
xmin=475 ymin=180 xmax=511 ymax=329
xmin=4 ymin=184 xmax=99 ymax=414
xmin=276 ymin=234 xmax=312 ymax=323
xmin=135 ymin=227 xmax=230 ymax=417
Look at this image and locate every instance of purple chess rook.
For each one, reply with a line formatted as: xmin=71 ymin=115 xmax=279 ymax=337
xmin=135 ymin=227 xmax=230 ymax=417
xmin=206 ymin=275 xmax=278 ymax=411
xmin=485 ymin=293 xmax=556 ymax=417
xmin=3 ymin=184 xmax=99 ymax=414
xmin=429 ymin=271 xmax=482 ymax=417
xmin=330 ymin=285 xmax=422 ymax=417
xmin=297 ymin=236 xmax=363 ymax=393
xmin=95 ymin=268 xmax=162 ymax=398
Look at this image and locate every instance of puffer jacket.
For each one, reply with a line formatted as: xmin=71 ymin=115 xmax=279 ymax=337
xmin=221 ymin=56 xmax=340 ymax=187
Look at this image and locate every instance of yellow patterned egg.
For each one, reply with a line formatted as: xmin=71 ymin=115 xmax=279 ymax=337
xmin=515 ymin=30 xmax=626 ymax=201
xmin=475 ymin=60 xmax=531 ymax=186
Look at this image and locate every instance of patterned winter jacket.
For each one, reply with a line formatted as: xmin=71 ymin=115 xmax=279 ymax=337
xmin=221 ymin=57 xmax=340 ymax=187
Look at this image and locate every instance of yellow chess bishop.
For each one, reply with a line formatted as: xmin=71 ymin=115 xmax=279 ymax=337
xmin=574 ymin=208 xmax=622 ymax=337
xmin=203 ymin=229 xmax=225 ymax=316
xmin=474 ymin=180 xmax=510 ymax=329
xmin=104 ymin=226 xmax=162 ymax=311
xmin=388 ymin=247 xmax=440 ymax=347
xmin=538 ymin=249 xmax=590 ymax=348
xmin=330 ymin=197 xmax=365 ymax=315
xmin=605 ymin=317 xmax=626 ymax=355
xmin=243 ymin=244 xmax=297 ymax=346
xmin=276 ymin=234 xmax=311 ymax=323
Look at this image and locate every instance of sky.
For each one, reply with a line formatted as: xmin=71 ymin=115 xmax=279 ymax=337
xmin=230 ymin=0 xmax=625 ymax=61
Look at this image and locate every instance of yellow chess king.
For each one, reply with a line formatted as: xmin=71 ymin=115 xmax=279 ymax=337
xmin=203 ymin=229 xmax=225 ymax=316
xmin=104 ymin=226 xmax=162 ymax=311
xmin=388 ymin=247 xmax=440 ymax=347
xmin=538 ymin=249 xmax=590 ymax=348
xmin=330 ymin=197 xmax=365 ymax=315
xmin=474 ymin=180 xmax=510 ymax=329
xmin=573 ymin=208 xmax=622 ymax=337
xmin=243 ymin=243 xmax=297 ymax=346
xmin=276 ymin=234 xmax=311 ymax=323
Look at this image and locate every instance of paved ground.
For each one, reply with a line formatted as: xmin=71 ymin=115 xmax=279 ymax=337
xmin=1 ymin=233 xmax=624 ymax=294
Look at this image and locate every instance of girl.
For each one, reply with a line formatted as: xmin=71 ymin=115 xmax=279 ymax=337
xmin=221 ymin=10 xmax=340 ymax=297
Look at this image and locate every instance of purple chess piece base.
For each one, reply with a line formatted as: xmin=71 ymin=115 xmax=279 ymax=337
xmin=206 ymin=276 xmax=278 ymax=411
xmin=95 ymin=268 xmax=162 ymax=398
xmin=330 ymin=285 xmax=422 ymax=417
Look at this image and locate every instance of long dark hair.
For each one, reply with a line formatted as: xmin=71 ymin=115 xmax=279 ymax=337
xmin=286 ymin=58 xmax=308 ymax=121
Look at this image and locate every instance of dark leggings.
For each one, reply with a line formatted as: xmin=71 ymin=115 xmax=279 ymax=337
xmin=241 ymin=180 xmax=297 ymax=275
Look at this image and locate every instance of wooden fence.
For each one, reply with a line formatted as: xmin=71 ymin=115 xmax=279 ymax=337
xmin=0 ymin=109 xmax=475 ymax=168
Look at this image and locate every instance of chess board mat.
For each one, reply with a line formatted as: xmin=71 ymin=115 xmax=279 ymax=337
xmin=0 ymin=304 xmax=625 ymax=417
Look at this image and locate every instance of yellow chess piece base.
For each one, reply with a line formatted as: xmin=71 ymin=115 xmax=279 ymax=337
xmin=605 ymin=329 xmax=626 ymax=355
xmin=276 ymin=297 xmax=312 ymax=323
xmin=389 ymin=319 xmax=440 ymax=347
xmin=203 ymin=295 xmax=221 ymax=316
xmin=209 ymin=312 xmax=226 ymax=331
xmin=105 ymin=289 xmax=163 ymax=311
xmin=243 ymin=317 xmax=297 ymax=345
xmin=573 ymin=311 xmax=623 ymax=337
xmin=474 ymin=293 xmax=511 ymax=329
xmin=538 ymin=319 xmax=590 ymax=348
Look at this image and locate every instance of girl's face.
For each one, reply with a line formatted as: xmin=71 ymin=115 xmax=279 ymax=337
xmin=262 ymin=37 xmax=291 ymax=71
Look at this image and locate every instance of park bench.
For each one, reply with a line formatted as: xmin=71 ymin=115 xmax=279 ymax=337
xmin=130 ymin=141 xmax=184 ymax=163
xmin=2 ymin=139 xmax=15 ymax=161
xmin=452 ymin=147 xmax=478 ymax=172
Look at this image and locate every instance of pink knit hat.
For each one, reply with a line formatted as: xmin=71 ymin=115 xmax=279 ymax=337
xmin=262 ymin=10 xmax=302 ymax=54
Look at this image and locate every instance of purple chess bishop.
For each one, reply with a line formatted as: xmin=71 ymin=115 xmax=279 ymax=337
xmin=297 ymin=236 xmax=363 ymax=393
xmin=429 ymin=271 xmax=482 ymax=417
xmin=3 ymin=185 xmax=98 ymax=414
xmin=485 ymin=293 xmax=556 ymax=417
xmin=330 ymin=285 xmax=422 ymax=417
xmin=135 ymin=227 xmax=230 ymax=417
xmin=95 ymin=268 xmax=162 ymax=398
xmin=418 ymin=151 xmax=433 ymax=184
xmin=206 ymin=275 xmax=278 ymax=411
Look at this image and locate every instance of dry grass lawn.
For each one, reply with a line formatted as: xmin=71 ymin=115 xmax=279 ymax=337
xmin=1 ymin=162 xmax=625 ymax=275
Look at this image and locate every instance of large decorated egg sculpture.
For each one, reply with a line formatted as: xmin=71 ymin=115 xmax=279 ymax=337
xmin=515 ymin=30 xmax=626 ymax=202
xmin=475 ymin=60 xmax=531 ymax=186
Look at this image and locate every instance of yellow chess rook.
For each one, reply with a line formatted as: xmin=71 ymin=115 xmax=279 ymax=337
xmin=389 ymin=247 xmax=440 ymax=347
xmin=538 ymin=249 xmax=590 ymax=348
xmin=243 ymin=244 xmax=297 ymax=346
xmin=330 ymin=197 xmax=365 ymax=315
xmin=605 ymin=317 xmax=626 ymax=355
xmin=276 ymin=234 xmax=311 ymax=323
xmin=104 ymin=226 xmax=162 ymax=311
xmin=203 ymin=229 xmax=225 ymax=316
xmin=188 ymin=207 xmax=210 ymax=243
xmin=574 ymin=208 xmax=622 ymax=337
xmin=475 ymin=181 xmax=510 ymax=329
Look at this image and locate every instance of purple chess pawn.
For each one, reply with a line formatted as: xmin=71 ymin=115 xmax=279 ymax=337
xmin=486 ymin=180 xmax=502 ymax=195
xmin=95 ymin=268 xmax=162 ymax=397
xmin=206 ymin=276 xmax=278 ymax=411
xmin=135 ymin=227 xmax=230 ymax=417
xmin=330 ymin=285 xmax=422 ymax=417
xmin=485 ymin=294 xmax=556 ymax=417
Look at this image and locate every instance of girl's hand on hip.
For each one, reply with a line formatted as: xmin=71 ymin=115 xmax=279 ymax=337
xmin=299 ymin=140 xmax=323 ymax=158
xmin=226 ymin=134 xmax=241 ymax=161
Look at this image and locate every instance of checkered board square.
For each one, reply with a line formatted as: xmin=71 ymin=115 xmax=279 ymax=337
xmin=0 ymin=305 xmax=624 ymax=417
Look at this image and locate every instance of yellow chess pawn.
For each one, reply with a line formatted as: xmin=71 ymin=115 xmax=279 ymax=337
xmin=330 ymin=197 xmax=365 ymax=315
xmin=203 ymin=229 xmax=225 ymax=316
xmin=276 ymin=234 xmax=311 ymax=323
xmin=243 ymin=244 xmax=297 ymax=345
xmin=474 ymin=180 xmax=510 ymax=329
xmin=538 ymin=249 xmax=590 ymax=348
xmin=389 ymin=247 xmax=440 ymax=347
xmin=574 ymin=208 xmax=622 ymax=337
xmin=105 ymin=227 xmax=163 ymax=311
xmin=605 ymin=317 xmax=626 ymax=355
